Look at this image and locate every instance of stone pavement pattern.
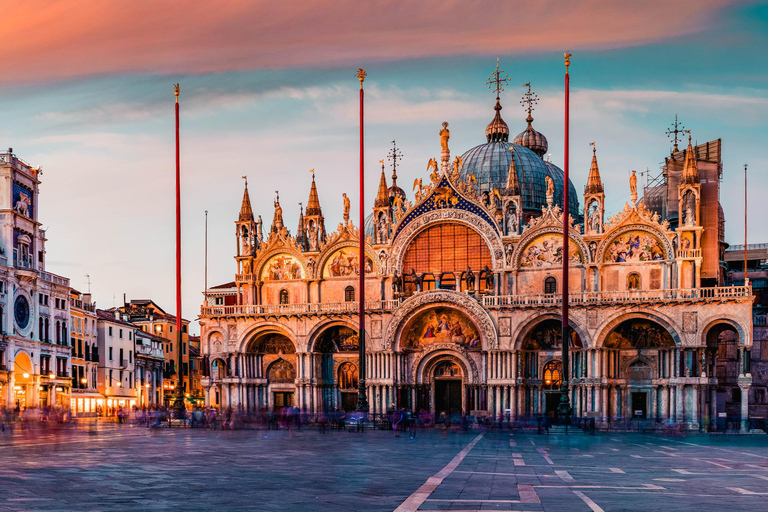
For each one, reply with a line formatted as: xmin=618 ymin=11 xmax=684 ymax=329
xmin=1 ymin=426 xmax=768 ymax=511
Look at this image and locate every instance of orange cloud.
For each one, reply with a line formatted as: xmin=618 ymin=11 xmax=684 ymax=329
xmin=0 ymin=0 xmax=736 ymax=84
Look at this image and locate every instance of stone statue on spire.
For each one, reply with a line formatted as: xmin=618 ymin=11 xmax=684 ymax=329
xmin=545 ymin=175 xmax=554 ymax=207
xmin=629 ymin=170 xmax=638 ymax=206
xmin=439 ymin=122 xmax=450 ymax=171
xmin=342 ymin=193 xmax=351 ymax=225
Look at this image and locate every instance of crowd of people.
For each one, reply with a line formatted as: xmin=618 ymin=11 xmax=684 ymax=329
xmin=0 ymin=404 xmax=588 ymax=435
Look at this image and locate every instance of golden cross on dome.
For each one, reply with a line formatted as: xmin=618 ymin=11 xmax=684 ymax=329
xmin=520 ymin=82 xmax=538 ymax=118
xmin=387 ymin=140 xmax=403 ymax=174
xmin=666 ymin=114 xmax=686 ymax=152
xmin=486 ymin=58 xmax=509 ymax=98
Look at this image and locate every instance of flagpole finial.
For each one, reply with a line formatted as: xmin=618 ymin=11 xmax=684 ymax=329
xmin=174 ymin=83 xmax=180 ymax=103
xmin=564 ymin=52 xmax=572 ymax=73
xmin=356 ymin=68 xmax=367 ymax=89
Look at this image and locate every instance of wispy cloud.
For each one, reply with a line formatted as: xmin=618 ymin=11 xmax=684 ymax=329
xmin=0 ymin=0 xmax=738 ymax=84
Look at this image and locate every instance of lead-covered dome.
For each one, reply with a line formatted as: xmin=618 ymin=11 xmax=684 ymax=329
xmin=459 ymin=141 xmax=579 ymax=219
xmin=513 ymin=118 xmax=548 ymax=157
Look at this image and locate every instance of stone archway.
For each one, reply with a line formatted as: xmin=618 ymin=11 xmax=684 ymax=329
xmin=385 ymin=289 xmax=497 ymax=350
xmin=413 ymin=350 xmax=475 ymax=416
xmin=13 ymin=351 xmax=33 ymax=410
xmin=310 ymin=323 xmax=360 ymax=413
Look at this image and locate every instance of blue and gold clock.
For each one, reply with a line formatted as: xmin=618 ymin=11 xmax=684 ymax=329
xmin=14 ymin=295 xmax=30 ymax=330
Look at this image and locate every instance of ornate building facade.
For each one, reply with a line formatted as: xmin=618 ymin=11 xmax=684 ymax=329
xmin=0 ymin=149 xmax=73 ymax=410
xmin=200 ymin=81 xmax=754 ymax=430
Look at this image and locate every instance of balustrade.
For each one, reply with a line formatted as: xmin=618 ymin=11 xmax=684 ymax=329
xmin=200 ymin=286 xmax=751 ymax=317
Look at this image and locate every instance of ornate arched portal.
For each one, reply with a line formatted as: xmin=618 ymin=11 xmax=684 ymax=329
xmin=313 ymin=324 xmax=360 ymax=412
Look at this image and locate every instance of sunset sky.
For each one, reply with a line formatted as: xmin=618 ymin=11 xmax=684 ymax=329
xmin=3 ymin=0 xmax=766 ymax=332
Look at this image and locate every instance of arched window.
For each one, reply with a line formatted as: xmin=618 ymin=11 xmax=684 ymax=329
xmin=544 ymin=277 xmax=557 ymax=294
xmin=627 ymin=273 xmax=640 ymax=290
xmin=56 ymin=321 xmax=61 ymax=343
xmin=39 ymin=317 xmax=44 ymax=341
xmin=279 ymin=289 xmax=289 ymax=305
xmin=268 ymin=359 xmax=295 ymax=382
xmin=543 ymin=360 xmax=562 ymax=390
xmin=439 ymin=272 xmax=456 ymax=290
xmin=344 ymin=286 xmax=355 ymax=302
xmin=337 ymin=362 xmax=358 ymax=389
xmin=401 ymin=224 xmax=492 ymax=296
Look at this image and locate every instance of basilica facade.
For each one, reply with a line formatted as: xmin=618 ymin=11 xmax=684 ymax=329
xmin=199 ymin=84 xmax=754 ymax=430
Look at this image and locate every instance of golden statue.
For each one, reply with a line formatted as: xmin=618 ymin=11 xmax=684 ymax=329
xmin=545 ymin=175 xmax=554 ymax=197
xmin=629 ymin=170 xmax=637 ymax=196
xmin=439 ymin=122 xmax=450 ymax=153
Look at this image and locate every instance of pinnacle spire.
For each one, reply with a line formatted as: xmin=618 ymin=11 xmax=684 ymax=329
xmin=271 ymin=191 xmax=284 ymax=233
xmin=585 ymin=143 xmax=604 ymax=194
xmin=239 ymin=178 xmax=254 ymax=221
xmin=375 ymin=160 xmax=390 ymax=207
xmin=296 ymin=203 xmax=306 ymax=247
xmin=682 ymin=134 xmax=699 ymax=185
xmin=306 ymin=171 xmax=322 ymax=216
xmin=505 ymin=147 xmax=520 ymax=195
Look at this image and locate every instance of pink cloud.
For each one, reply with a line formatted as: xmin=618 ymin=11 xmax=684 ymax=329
xmin=0 ymin=0 xmax=736 ymax=84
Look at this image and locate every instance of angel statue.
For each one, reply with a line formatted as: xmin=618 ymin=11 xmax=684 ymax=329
xmin=413 ymin=178 xmax=425 ymax=201
xmin=427 ymin=158 xmax=439 ymax=184
xmin=450 ymin=155 xmax=463 ymax=182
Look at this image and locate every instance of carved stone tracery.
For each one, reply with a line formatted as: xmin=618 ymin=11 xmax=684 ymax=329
xmin=385 ymin=289 xmax=498 ymax=350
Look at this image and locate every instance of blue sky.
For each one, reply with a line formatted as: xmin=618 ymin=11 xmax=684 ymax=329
xmin=1 ymin=0 xmax=765 ymax=332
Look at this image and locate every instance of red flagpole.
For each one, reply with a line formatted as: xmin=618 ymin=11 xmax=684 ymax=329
xmin=559 ymin=54 xmax=572 ymax=422
xmin=356 ymin=69 xmax=369 ymax=412
xmin=173 ymin=84 xmax=185 ymax=418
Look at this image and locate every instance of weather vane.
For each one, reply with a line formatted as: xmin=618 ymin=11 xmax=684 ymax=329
xmin=242 ymin=175 xmax=248 ymax=187
xmin=666 ymin=115 xmax=686 ymax=152
xmin=520 ymin=82 xmax=538 ymax=118
xmin=590 ymin=141 xmax=596 ymax=154
xmin=387 ymin=140 xmax=403 ymax=174
xmin=486 ymin=58 xmax=509 ymax=98
xmin=356 ymin=68 xmax=366 ymax=88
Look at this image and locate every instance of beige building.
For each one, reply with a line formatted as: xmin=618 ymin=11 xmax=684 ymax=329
xmin=69 ymin=290 xmax=102 ymax=415
xmin=200 ymin=87 xmax=753 ymax=431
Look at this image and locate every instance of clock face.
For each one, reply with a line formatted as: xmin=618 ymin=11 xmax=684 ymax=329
xmin=14 ymin=295 xmax=30 ymax=330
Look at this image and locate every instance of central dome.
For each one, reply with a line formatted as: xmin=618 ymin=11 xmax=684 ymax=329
xmin=459 ymin=141 xmax=580 ymax=220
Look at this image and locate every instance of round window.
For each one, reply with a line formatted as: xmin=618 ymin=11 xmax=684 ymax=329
xmin=14 ymin=295 xmax=30 ymax=329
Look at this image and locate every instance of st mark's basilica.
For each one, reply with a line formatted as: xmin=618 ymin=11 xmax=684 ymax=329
xmin=199 ymin=66 xmax=753 ymax=430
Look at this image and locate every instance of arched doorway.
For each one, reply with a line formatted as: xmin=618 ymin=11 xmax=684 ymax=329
xmin=267 ymin=359 xmax=296 ymax=411
xmin=245 ymin=332 xmax=296 ymax=411
xmin=706 ymin=322 xmax=743 ymax=430
xmin=603 ymin=318 xmax=675 ymax=421
xmin=313 ymin=325 xmax=359 ymax=412
xmin=519 ymin=319 xmax=582 ymax=416
xmin=432 ymin=359 xmax=463 ymax=416
xmin=13 ymin=352 xmax=33 ymax=410
xmin=337 ymin=362 xmax=359 ymax=411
